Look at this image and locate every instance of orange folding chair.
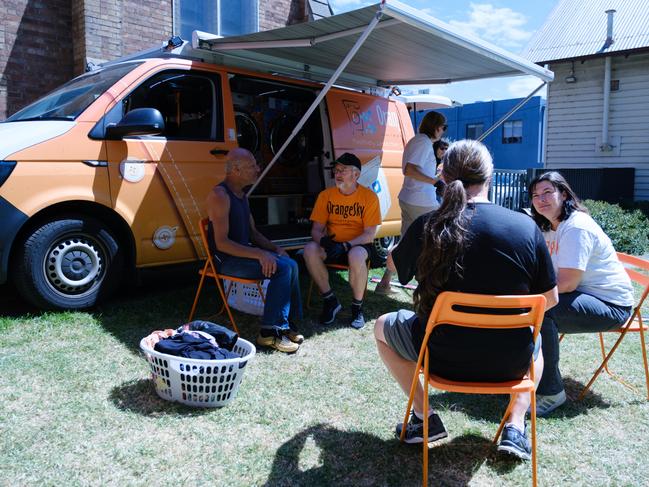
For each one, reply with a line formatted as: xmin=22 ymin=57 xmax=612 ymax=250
xmin=187 ymin=218 xmax=266 ymax=334
xmin=401 ymin=292 xmax=547 ymax=487
xmin=560 ymin=252 xmax=649 ymax=400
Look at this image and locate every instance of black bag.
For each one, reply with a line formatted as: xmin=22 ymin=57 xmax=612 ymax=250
xmin=179 ymin=320 xmax=239 ymax=351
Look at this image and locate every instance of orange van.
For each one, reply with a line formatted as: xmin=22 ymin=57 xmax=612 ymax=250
xmin=0 ymin=44 xmax=411 ymax=309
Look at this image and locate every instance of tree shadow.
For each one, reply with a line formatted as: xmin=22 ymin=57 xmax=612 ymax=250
xmin=263 ymin=424 xmax=519 ymax=487
xmin=109 ymin=378 xmax=215 ymax=417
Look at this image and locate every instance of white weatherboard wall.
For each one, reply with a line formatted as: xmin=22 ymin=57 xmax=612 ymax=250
xmin=545 ymin=52 xmax=649 ymax=199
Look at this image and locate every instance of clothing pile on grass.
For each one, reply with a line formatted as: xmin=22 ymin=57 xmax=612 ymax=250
xmin=143 ymin=321 xmax=239 ymax=360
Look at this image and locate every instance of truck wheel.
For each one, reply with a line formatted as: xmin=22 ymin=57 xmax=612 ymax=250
xmin=13 ymin=217 xmax=123 ymax=310
xmin=369 ymin=235 xmax=399 ymax=268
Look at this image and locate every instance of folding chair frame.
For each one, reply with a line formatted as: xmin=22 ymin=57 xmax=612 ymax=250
xmin=561 ymin=252 xmax=649 ymax=400
xmin=306 ymin=260 xmax=370 ymax=309
xmin=187 ymin=218 xmax=266 ymax=334
xmin=401 ymin=292 xmax=547 ymax=487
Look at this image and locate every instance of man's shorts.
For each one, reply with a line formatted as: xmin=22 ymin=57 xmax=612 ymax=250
xmin=382 ymin=309 xmax=541 ymax=381
xmin=324 ymin=243 xmax=373 ymax=266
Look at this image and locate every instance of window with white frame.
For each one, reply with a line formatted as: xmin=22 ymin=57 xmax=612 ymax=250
xmin=502 ymin=120 xmax=523 ymax=144
xmin=466 ymin=123 xmax=483 ymax=140
xmin=177 ymin=0 xmax=259 ymax=40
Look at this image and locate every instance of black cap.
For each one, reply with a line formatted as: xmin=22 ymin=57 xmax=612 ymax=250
xmin=333 ymin=152 xmax=361 ymax=171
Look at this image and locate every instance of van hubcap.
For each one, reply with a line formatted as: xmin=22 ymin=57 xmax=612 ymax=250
xmin=45 ymin=236 xmax=105 ymax=294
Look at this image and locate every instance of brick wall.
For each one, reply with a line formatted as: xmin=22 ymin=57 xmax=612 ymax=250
xmin=77 ymin=0 xmax=172 ymax=72
xmin=0 ymin=0 xmax=305 ymax=120
xmin=0 ymin=0 xmax=73 ymax=119
xmin=259 ymin=0 xmax=306 ymax=31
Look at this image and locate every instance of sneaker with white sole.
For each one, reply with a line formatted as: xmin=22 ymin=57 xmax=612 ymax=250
xmin=497 ymin=424 xmax=531 ymax=460
xmin=320 ymin=296 xmax=342 ymax=325
xmin=531 ymin=390 xmax=567 ymax=417
xmin=256 ymin=333 xmax=300 ymax=353
xmin=395 ymin=411 xmax=448 ymax=444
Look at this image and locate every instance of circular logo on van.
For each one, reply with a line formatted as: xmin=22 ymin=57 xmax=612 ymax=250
xmin=119 ymin=158 xmax=145 ymax=183
xmin=153 ymin=226 xmax=177 ymax=250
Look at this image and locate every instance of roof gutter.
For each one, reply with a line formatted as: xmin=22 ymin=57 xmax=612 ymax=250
xmin=247 ymin=1 xmax=387 ymax=195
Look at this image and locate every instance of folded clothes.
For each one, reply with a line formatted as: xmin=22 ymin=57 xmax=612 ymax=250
xmin=143 ymin=329 xmax=176 ymax=349
xmin=154 ymin=331 xmax=239 ymax=360
xmin=180 ymin=320 xmax=239 ymax=351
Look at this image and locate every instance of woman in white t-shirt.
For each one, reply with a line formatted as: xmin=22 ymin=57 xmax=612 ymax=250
xmin=529 ymin=171 xmax=634 ymax=416
xmin=375 ymin=111 xmax=447 ymax=294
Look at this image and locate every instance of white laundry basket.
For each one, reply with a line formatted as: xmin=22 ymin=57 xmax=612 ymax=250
xmin=140 ymin=336 xmax=256 ymax=408
xmin=224 ymin=279 xmax=269 ymax=316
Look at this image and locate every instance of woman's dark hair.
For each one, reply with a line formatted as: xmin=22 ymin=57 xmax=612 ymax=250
xmin=418 ymin=111 xmax=446 ymax=139
xmin=433 ymin=139 xmax=450 ymax=164
xmin=528 ymin=171 xmax=588 ymax=231
xmin=414 ymin=139 xmax=493 ymax=319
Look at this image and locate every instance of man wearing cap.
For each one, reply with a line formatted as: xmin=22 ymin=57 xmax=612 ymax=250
xmin=303 ymin=153 xmax=382 ymax=329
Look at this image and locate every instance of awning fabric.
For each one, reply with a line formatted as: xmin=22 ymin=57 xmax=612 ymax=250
xmin=193 ymin=0 xmax=554 ymax=88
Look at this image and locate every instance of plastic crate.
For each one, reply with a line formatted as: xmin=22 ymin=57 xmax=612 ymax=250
xmin=140 ymin=336 xmax=256 ymax=408
xmin=224 ymin=279 xmax=269 ymax=316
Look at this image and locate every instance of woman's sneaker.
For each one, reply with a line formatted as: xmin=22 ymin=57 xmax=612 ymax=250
xmin=532 ymin=390 xmax=567 ymax=417
xmin=395 ymin=411 xmax=448 ymax=444
xmin=497 ymin=423 xmax=531 ymax=460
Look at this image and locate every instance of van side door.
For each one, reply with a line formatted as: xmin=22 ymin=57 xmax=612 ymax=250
xmin=103 ymin=67 xmax=235 ymax=267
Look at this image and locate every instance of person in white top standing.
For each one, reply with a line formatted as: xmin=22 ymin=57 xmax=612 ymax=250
xmin=375 ymin=111 xmax=447 ymax=294
xmin=529 ymin=171 xmax=634 ymax=415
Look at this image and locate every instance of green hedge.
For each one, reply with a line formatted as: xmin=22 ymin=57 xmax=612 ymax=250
xmin=583 ymin=199 xmax=649 ymax=255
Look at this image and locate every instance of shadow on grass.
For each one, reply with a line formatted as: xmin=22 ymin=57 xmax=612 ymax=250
xmin=109 ymin=378 xmax=214 ymax=417
xmin=429 ymin=377 xmax=612 ymax=423
xmin=263 ymin=424 xmax=520 ymax=486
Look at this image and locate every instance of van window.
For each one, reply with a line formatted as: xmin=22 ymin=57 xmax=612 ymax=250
xmin=122 ymin=70 xmax=223 ymax=141
xmin=5 ymin=62 xmax=142 ymax=122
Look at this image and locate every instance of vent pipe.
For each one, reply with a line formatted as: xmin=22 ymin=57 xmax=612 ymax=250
xmin=600 ymin=9 xmax=616 ymax=152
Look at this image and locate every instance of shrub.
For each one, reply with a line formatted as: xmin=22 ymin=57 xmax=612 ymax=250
xmin=583 ymin=199 xmax=649 ymax=255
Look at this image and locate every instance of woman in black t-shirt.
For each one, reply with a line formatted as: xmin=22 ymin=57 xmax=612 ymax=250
xmin=373 ymin=139 xmax=558 ymax=460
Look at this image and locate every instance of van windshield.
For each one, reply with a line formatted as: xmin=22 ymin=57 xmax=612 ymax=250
xmin=5 ymin=62 xmax=142 ymax=122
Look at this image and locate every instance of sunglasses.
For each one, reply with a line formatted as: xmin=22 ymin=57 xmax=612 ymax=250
xmin=442 ymin=124 xmax=448 ymax=131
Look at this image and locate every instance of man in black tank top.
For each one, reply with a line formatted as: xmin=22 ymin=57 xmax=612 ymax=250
xmin=207 ymin=148 xmax=303 ymax=353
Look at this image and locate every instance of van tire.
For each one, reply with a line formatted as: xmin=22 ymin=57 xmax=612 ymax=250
xmin=369 ymin=235 xmax=399 ymax=268
xmin=13 ymin=217 xmax=123 ymax=310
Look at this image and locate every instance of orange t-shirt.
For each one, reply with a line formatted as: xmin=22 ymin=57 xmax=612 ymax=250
xmin=310 ymin=185 xmax=381 ymax=242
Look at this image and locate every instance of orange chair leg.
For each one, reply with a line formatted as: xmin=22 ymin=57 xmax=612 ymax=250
xmin=188 ymin=262 xmax=210 ymax=321
xmin=422 ymin=351 xmax=430 ymax=487
xmin=493 ymin=394 xmax=516 ymax=443
xmin=307 ymin=278 xmax=314 ymax=309
xmin=214 ymin=278 xmax=240 ymax=335
xmin=531 ymin=391 xmax=537 ymax=487
xmin=639 ymin=322 xmax=649 ymax=400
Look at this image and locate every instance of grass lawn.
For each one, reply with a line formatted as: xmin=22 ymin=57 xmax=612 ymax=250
xmin=1 ymin=266 xmax=649 ymax=486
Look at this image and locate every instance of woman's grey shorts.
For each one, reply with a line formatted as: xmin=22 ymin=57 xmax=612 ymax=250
xmin=382 ymin=309 xmax=542 ymax=363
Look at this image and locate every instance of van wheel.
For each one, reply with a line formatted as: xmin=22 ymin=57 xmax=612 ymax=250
xmin=13 ymin=218 xmax=123 ymax=310
xmin=369 ymin=236 xmax=398 ymax=268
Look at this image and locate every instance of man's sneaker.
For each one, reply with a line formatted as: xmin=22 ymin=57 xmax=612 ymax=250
xmin=497 ymin=424 xmax=531 ymax=460
xmin=320 ymin=297 xmax=342 ymax=325
xmin=530 ymin=390 xmax=566 ymax=417
xmin=350 ymin=307 xmax=365 ymax=329
xmin=283 ymin=328 xmax=304 ymax=344
xmin=256 ymin=333 xmax=299 ymax=353
xmin=395 ymin=411 xmax=448 ymax=444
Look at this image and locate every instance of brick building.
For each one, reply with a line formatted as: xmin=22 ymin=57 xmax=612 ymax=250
xmin=0 ymin=0 xmax=308 ymax=120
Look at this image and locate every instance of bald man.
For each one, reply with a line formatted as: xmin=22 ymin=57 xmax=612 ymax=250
xmin=207 ymin=148 xmax=303 ymax=353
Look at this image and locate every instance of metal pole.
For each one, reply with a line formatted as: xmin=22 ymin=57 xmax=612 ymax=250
xmin=247 ymin=4 xmax=386 ymax=195
xmin=477 ymin=82 xmax=547 ymax=143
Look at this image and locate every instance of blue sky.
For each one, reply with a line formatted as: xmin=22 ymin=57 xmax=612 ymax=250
xmin=328 ymin=0 xmax=560 ymax=103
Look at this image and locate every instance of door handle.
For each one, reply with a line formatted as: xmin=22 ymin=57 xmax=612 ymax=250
xmin=210 ymin=149 xmax=229 ymax=156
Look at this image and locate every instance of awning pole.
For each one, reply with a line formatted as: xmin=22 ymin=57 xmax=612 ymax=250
xmin=247 ymin=3 xmax=386 ymax=195
xmin=477 ymin=82 xmax=547 ymax=143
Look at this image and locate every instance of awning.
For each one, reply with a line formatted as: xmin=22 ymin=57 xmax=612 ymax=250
xmin=192 ymin=0 xmax=554 ymax=88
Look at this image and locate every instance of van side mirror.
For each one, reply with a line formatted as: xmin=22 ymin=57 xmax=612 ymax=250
xmin=105 ymin=108 xmax=165 ymax=139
